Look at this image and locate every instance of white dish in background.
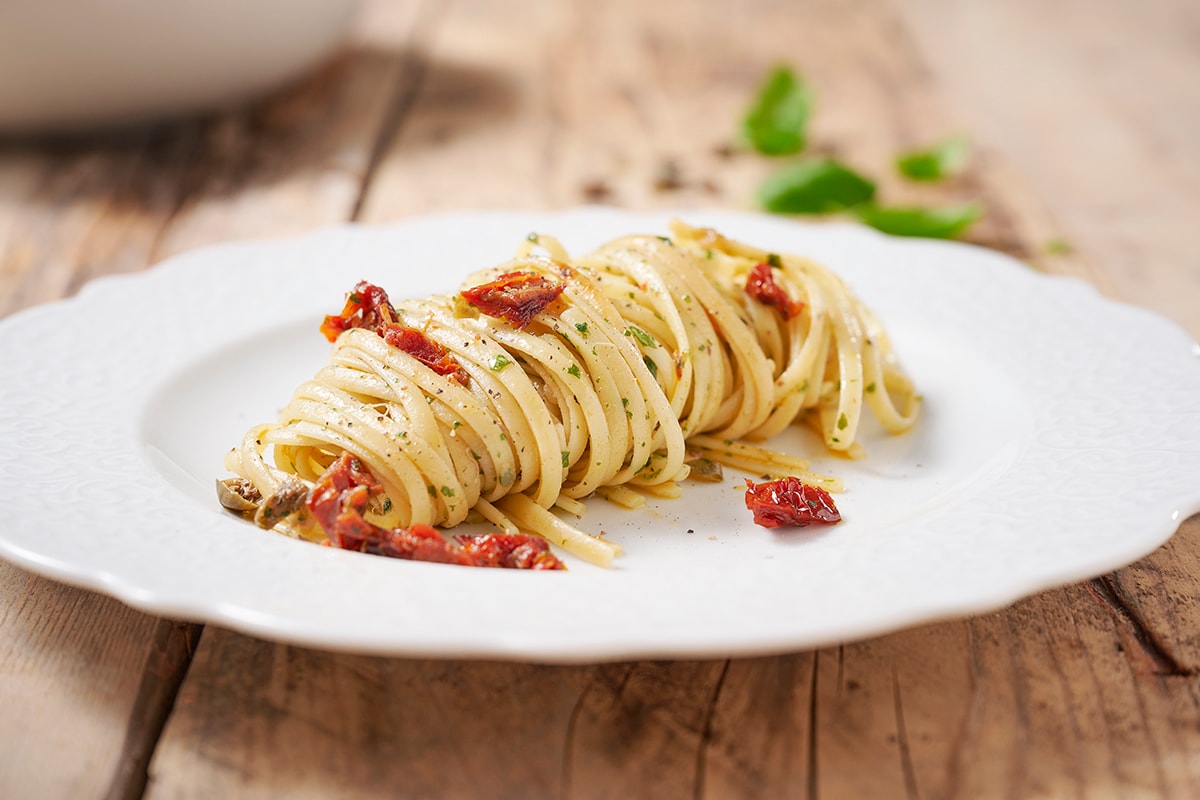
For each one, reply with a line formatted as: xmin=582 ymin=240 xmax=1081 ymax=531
xmin=0 ymin=0 xmax=362 ymax=133
xmin=1 ymin=208 xmax=1198 ymax=662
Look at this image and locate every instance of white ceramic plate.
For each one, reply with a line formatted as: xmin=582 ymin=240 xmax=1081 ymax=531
xmin=2 ymin=208 xmax=1198 ymax=662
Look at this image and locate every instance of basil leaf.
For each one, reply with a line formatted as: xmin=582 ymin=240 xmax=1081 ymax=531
xmin=742 ymin=66 xmax=814 ymax=156
xmin=758 ymin=159 xmax=876 ymax=214
xmin=854 ymin=202 xmax=983 ymax=239
xmin=896 ymin=136 xmax=970 ymax=181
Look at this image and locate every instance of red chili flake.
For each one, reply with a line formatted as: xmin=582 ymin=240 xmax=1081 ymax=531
xmin=745 ymin=263 xmax=803 ymax=320
xmin=381 ymin=325 xmax=470 ymax=386
xmin=461 ymin=271 xmax=564 ymax=329
xmin=744 ymin=477 xmax=841 ymax=528
xmin=306 ymin=453 xmax=565 ymax=569
xmin=320 ymin=281 xmax=397 ymax=342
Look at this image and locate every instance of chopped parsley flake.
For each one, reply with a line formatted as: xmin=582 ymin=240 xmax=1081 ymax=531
xmin=625 ymin=326 xmax=656 ymax=348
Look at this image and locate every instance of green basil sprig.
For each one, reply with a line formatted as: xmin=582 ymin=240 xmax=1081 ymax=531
xmin=741 ymin=66 xmax=814 ymax=156
xmin=758 ymin=159 xmax=876 ymax=214
xmin=853 ymin=202 xmax=983 ymax=239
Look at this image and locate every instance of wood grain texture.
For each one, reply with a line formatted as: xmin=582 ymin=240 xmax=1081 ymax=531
xmin=0 ymin=570 xmax=159 ymax=799
xmin=144 ymin=630 xmax=596 ymax=799
xmin=1 ymin=0 xmax=1197 ymax=798
xmin=896 ymin=0 xmax=1200 ymax=339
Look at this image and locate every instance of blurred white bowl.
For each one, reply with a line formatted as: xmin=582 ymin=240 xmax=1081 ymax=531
xmin=0 ymin=0 xmax=362 ymax=134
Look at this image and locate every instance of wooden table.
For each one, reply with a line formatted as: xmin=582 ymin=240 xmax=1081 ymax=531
xmin=3 ymin=1 xmax=1198 ymax=797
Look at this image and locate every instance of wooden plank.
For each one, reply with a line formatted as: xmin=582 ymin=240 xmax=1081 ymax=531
xmin=895 ymin=0 xmax=1200 ymax=338
xmin=565 ymin=661 xmax=730 ymax=799
xmin=147 ymin=630 xmax=596 ymax=799
xmin=0 ymin=570 xmax=161 ymax=799
xmin=704 ymin=655 xmax=816 ymax=798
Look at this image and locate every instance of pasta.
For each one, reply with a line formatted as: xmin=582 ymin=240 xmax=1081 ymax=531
xmin=218 ymin=220 xmax=920 ymax=568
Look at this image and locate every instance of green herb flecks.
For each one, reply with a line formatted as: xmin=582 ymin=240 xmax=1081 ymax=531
xmin=489 ymin=353 xmax=512 ymax=371
xmin=625 ymin=325 xmax=657 ymax=348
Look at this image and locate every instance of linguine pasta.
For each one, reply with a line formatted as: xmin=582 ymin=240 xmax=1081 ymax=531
xmin=221 ymin=221 xmax=920 ymax=567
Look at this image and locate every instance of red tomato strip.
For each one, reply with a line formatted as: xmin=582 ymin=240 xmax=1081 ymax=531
xmin=461 ymin=271 xmax=564 ymax=329
xmin=321 ymin=283 xmax=470 ymax=386
xmin=307 ymin=453 xmax=565 ymax=569
xmin=744 ymin=477 xmax=841 ymax=528
xmin=381 ymin=325 xmax=470 ymax=386
xmin=745 ymin=263 xmax=803 ymax=320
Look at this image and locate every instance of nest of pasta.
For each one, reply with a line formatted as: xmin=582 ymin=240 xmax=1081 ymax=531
xmin=219 ymin=221 xmax=920 ymax=568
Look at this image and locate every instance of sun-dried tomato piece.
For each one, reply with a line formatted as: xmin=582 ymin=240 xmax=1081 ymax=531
xmin=461 ymin=271 xmax=564 ymax=329
xmin=366 ymin=524 xmax=475 ymax=565
xmin=744 ymin=477 xmax=841 ymax=528
xmin=306 ymin=453 xmax=565 ymax=569
xmin=745 ymin=263 xmax=803 ymax=320
xmin=320 ymin=281 xmax=397 ymax=342
xmin=307 ymin=453 xmax=384 ymax=546
xmin=457 ymin=533 xmax=563 ymax=570
xmin=381 ymin=325 xmax=470 ymax=386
